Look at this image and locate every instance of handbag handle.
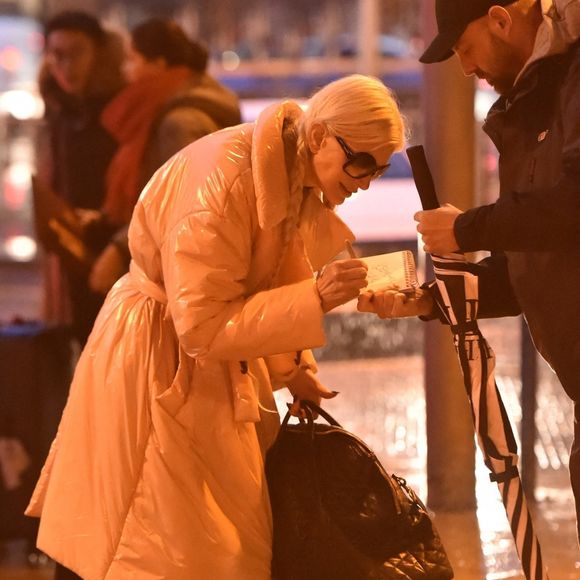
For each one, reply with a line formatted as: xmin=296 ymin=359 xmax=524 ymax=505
xmin=280 ymin=399 xmax=342 ymax=430
xmin=277 ymin=399 xmax=408 ymax=518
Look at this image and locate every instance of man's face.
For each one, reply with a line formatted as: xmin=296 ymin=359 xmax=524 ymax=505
xmin=453 ymin=17 xmax=522 ymax=96
xmin=46 ymin=30 xmax=97 ymax=96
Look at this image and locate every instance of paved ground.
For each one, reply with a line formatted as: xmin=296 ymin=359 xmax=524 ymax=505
xmin=315 ymin=356 xmax=578 ymax=580
xmin=0 ymin=263 xmax=578 ymax=579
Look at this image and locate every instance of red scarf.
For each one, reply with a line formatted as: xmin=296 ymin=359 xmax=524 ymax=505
xmin=101 ymin=67 xmax=192 ymax=226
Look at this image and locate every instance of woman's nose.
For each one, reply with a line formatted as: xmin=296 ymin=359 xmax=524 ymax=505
xmin=357 ymin=176 xmax=372 ymax=191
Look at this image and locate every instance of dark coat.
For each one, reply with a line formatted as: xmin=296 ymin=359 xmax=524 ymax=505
xmin=454 ymin=40 xmax=580 ymax=399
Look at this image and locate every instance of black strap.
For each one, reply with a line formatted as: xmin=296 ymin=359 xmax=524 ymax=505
xmin=450 ymin=321 xmax=480 ymax=334
xmin=280 ymin=399 xmax=342 ymax=432
xmin=489 ymin=465 xmax=519 ymax=483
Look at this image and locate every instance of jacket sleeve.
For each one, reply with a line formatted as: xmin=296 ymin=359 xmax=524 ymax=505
xmin=455 ymin=174 xmax=580 ymax=252
xmin=455 ymin=53 xmax=580 ymax=252
xmin=422 ymin=252 xmax=521 ymax=322
xmin=471 ymin=252 xmax=521 ymax=318
xmin=162 ymin=178 xmax=326 ymax=361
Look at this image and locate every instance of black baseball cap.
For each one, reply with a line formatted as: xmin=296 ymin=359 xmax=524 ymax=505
xmin=420 ymin=0 xmax=516 ymax=63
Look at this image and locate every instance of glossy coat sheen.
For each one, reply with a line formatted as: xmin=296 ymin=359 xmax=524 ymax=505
xmin=26 ymin=101 xmax=354 ymax=580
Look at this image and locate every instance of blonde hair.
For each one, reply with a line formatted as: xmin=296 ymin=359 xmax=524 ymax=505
xmin=300 ymin=73 xmax=406 ymax=152
xmin=271 ymin=75 xmax=405 ymax=287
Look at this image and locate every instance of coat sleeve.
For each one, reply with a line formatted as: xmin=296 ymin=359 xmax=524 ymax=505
xmin=162 ymin=176 xmax=326 ymax=361
xmin=422 ymin=252 xmax=521 ymax=323
xmin=470 ymin=252 xmax=521 ymax=318
xmin=454 ymin=51 xmax=580 ymax=252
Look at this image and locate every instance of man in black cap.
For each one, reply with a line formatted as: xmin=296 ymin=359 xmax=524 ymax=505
xmin=414 ymin=0 xmax=580 ymax=539
xmin=361 ymin=0 xmax=580 ymax=540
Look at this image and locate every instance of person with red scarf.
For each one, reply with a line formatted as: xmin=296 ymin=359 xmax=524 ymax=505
xmin=89 ymin=18 xmax=242 ymax=295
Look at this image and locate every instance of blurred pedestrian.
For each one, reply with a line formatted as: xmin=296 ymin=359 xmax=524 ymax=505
xmin=88 ymin=17 xmax=241 ymax=295
xmin=26 ymin=74 xmax=404 ymax=579
xmin=36 ymin=11 xmax=124 ymax=345
xmin=360 ymin=0 xmax=580 ymax=541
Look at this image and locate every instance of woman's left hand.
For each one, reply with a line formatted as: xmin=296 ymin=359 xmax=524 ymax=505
xmin=357 ymin=287 xmax=433 ymax=319
xmin=287 ymin=368 xmax=338 ymax=416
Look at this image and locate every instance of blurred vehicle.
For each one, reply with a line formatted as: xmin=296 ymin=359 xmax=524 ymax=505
xmin=216 ymin=60 xmax=421 ymax=103
xmin=224 ymin=32 xmax=414 ymax=61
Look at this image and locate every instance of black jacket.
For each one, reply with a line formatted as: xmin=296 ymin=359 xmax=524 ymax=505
xmin=453 ymin=40 xmax=580 ymax=399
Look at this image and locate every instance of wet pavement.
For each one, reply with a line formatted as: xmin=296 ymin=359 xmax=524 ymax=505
xmin=0 ymin=263 xmax=579 ymax=579
xmin=315 ymin=356 xmax=579 ymax=580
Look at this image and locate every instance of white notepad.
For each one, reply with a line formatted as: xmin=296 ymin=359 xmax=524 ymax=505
xmin=361 ymin=250 xmax=419 ymax=294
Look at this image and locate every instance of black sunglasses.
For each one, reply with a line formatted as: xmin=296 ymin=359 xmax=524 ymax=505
xmin=335 ymin=136 xmax=390 ymax=180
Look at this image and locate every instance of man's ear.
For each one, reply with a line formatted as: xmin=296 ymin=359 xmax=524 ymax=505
xmin=487 ymin=5 xmax=513 ymax=38
xmin=307 ymin=122 xmax=326 ymax=154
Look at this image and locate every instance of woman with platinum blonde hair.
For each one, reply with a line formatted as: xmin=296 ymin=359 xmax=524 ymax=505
xmin=27 ymin=74 xmax=405 ymax=580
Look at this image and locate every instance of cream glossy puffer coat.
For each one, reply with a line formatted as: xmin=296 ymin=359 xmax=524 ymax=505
xmin=26 ymin=101 xmax=354 ymax=580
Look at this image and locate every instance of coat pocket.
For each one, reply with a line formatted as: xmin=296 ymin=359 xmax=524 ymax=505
xmin=155 ymin=347 xmax=191 ymax=417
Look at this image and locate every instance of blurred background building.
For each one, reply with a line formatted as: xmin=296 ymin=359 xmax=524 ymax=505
xmin=0 ymin=0 xmax=432 ymax=265
xmin=0 ymin=0 xmax=501 ymax=264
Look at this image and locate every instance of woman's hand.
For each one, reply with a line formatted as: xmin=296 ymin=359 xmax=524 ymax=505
xmin=287 ymin=368 xmax=337 ymax=416
xmin=316 ymin=258 xmax=368 ymax=313
xmin=357 ymin=287 xmax=433 ymax=319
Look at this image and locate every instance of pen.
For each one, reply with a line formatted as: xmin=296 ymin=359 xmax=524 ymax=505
xmin=345 ymin=239 xmax=356 ymax=258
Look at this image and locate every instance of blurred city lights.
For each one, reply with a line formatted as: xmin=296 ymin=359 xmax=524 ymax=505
xmin=0 ymin=89 xmax=44 ymax=120
xmin=4 ymin=235 xmax=36 ymax=262
xmin=3 ymin=162 xmax=31 ymax=210
xmin=0 ymin=46 xmax=23 ymax=72
xmin=221 ymin=50 xmax=240 ymax=71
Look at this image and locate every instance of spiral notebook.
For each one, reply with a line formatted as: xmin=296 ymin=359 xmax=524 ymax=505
xmin=361 ymin=250 xmax=419 ymax=294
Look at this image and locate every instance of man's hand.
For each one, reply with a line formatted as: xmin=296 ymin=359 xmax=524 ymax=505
xmin=414 ymin=203 xmax=463 ymax=254
xmin=316 ymin=258 xmax=368 ymax=313
xmin=75 ymin=208 xmax=103 ymax=230
xmin=357 ymin=288 xmax=433 ymax=319
xmin=287 ymin=368 xmax=338 ymax=416
xmin=89 ymin=243 xmax=126 ymax=295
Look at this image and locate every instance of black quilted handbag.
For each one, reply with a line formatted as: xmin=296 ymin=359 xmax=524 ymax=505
xmin=266 ymin=401 xmax=454 ymax=580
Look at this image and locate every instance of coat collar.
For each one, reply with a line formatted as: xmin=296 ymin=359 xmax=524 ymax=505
xmin=251 ymin=100 xmax=304 ymax=229
xmin=250 ymin=101 xmax=355 ymax=268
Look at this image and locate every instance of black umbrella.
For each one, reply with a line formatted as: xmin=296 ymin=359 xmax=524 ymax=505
xmin=407 ymin=145 xmax=549 ymax=580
